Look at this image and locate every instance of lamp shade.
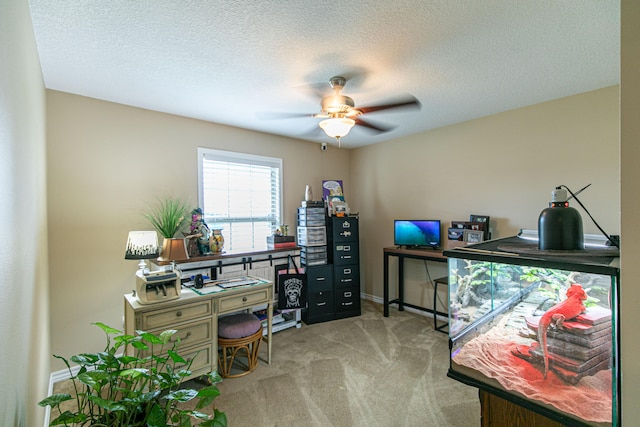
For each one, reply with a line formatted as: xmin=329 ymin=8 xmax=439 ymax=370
xmin=319 ymin=117 xmax=355 ymax=138
xmin=124 ymin=231 xmax=159 ymax=260
xmin=160 ymin=238 xmax=189 ymax=262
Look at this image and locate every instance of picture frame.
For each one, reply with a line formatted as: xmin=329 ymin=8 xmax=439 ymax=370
xmin=469 ymin=215 xmax=490 ymax=239
xmin=469 ymin=214 xmax=490 ymax=224
xmin=451 ymin=221 xmax=469 ymax=229
xmin=463 ymin=229 xmax=484 ymax=244
xmin=448 ymin=228 xmax=465 ymax=241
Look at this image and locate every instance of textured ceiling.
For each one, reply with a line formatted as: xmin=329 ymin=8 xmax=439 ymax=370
xmin=28 ymin=1 xmax=620 ymax=148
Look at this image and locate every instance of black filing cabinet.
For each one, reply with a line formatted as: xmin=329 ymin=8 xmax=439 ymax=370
xmin=328 ymin=216 xmax=361 ymax=319
xmin=302 ymin=264 xmax=334 ymax=324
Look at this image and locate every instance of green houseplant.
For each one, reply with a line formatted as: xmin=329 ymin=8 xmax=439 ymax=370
xmin=144 ymin=197 xmax=190 ymax=239
xmin=39 ymin=323 xmax=227 ymax=427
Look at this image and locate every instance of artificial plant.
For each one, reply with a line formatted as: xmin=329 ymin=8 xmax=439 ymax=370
xmin=144 ymin=197 xmax=190 ymax=239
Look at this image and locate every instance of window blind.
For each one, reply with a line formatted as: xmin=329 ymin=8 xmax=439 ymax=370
xmin=198 ymin=148 xmax=282 ymax=252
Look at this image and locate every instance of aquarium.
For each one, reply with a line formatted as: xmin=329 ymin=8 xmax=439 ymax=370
xmin=444 ymin=236 xmax=619 ymax=427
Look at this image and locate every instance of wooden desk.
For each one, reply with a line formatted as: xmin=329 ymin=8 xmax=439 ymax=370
xmin=124 ymin=278 xmax=273 ymax=380
xmin=383 ymin=246 xmax=448 ymax=317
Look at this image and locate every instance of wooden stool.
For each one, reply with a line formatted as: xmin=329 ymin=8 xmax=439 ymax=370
xmin=433 ymin=276 xmax=449 ymax=333
xmin=218 ymin=312 xmax=263 ymax=378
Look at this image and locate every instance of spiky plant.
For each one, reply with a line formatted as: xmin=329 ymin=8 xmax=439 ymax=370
xmin=144 ymin=197 xmax=190 ymax=238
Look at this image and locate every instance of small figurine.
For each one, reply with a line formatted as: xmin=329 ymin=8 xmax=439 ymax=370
xmin=188 ymin=208 xmax=211 ymax=255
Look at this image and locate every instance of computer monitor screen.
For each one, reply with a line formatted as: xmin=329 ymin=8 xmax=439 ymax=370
xmin=394 ymin=220 xmax=441 ymax=249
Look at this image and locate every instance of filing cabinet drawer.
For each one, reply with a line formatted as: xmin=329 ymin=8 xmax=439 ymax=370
xmin=307 ymin=290 xmax=335 ymax=316
xmin=218 ymin=288 xmax=270 ymax=313
xmin=334 ymin=265 xmax=359 ymax=288
xmin=330 ymin=217 xmax=359 ymax=243
xmin=333 ymin=243 xmax=360 ymax=265
xmin=336 ymin=287 xmax=361 ymax=312
xmin=140 ymin=300 xmax=212 ymax=330
xmin=307 ymin=264 xmax=333 ymax=292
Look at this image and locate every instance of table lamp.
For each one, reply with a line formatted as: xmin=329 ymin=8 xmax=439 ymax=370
xmin=124 ymin=231 xmax=159 ymax=273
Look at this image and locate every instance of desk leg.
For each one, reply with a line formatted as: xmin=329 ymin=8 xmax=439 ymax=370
xmin=384 ymin=252 xmax=390 ymax=317
xmin=398 ymin=256 xmax=404 ymax=312
xmin=212 ymin=312 xmax=219 ymax=374
xmin=267 ymin=300 xmax=272 ymax=364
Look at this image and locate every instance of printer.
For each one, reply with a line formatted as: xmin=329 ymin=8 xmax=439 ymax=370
xmin=135 ymin=269 xmax=181 ymax=305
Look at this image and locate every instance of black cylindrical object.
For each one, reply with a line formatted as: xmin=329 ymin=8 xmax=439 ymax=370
xmin=538 ymin=203 xmax=584 ymax=250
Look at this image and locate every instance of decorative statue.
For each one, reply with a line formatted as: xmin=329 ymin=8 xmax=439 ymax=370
xmin=189 ymin=208 xmax=212 ymax=255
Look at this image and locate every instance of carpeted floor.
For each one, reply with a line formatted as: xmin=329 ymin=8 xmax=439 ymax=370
xmin=210 ymin=299 xmax=480 ymax=426
xmin=50 ymin=300 xmax=480 ymax=426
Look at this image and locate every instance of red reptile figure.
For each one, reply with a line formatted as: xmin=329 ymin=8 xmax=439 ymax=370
xmin=537 ymin=283 xmax=588 ymax=379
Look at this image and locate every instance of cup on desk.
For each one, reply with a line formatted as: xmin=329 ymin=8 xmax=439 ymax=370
xmin=194 ymin=274 xmax=204 ymax=289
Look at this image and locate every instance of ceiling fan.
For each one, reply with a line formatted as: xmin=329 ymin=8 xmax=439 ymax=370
xmin=266 ymin=75 xmax=421 ymax=147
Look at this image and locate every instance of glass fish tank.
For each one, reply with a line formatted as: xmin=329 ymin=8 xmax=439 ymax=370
xmin=444 ymin=235 xmax=620 ymax=427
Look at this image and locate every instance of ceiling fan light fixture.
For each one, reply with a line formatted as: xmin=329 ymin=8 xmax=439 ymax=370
xmin=319 ymin=117 xmax=355 ymax=139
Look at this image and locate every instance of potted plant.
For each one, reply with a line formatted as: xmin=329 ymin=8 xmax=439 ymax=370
xmin=144 ymin=197 xmax=190 ymax=239
xmin=144 ymin=197 xmax=190 ymax=261
xmin=39 ymin=323 xmax=227 ymax=426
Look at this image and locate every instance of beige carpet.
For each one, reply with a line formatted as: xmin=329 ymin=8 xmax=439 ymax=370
xmin=210 ymin=300 xmax=480 ymax=426
xmin=50 ymin=300 xmax=480 ymax=426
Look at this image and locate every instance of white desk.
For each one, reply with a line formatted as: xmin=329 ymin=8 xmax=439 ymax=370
xmin=124 ymin=278 xmax=273 ymax=380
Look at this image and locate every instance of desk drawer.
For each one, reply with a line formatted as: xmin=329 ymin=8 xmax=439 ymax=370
xmin=179 ymin=343 xmax=213 ymax=378
xmin=218 ymin=288 xmax=269 ymax=313
xmin=141 ymin=300 xmax=212 ymax=330
xmin=145 ymin=318 xmax=212 ymax=355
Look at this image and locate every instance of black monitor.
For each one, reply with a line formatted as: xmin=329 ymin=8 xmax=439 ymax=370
xmin=394 ymin=219 xmax=441 ymax=249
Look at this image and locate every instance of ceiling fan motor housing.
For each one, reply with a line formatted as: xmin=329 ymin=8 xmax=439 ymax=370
xmin=321 ymin=95 xmax=356 ymax=116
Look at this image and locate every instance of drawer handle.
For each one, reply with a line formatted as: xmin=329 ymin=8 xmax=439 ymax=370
xmin=317 ymin=277 xmax=326 ymax=281
xmin=343 ymin=245 xmax=351 ymax=251
xmin=317 ymin=302 xmax=326 ymax=306
xmin=243 ymin=296 xmax=248 ymax=302
xmin=342 ymin=255 xmax=352 ymax=259
xmin=176 ymin=311 xmax=182 ymax=317
xmin=344 ymin=292 xmax=352 ymax=297
xmin=343 ymin=302 xmax=353 ymax=306
xmin=342 ymin=279 xmax=352 ymax=283
xmin=344 ymin=269 xmax=351 ymax=274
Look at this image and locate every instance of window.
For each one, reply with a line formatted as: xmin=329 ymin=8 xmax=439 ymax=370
xmin=198 ymin=148 xmax=282 ymax=252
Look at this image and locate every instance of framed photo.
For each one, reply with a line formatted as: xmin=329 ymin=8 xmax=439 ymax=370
xmin=464 ymin=229 xmax=484 ymax=244
xmin=469 ymin=215 xmax=490 ymax=239
xmin=470 ymin=214 xmax=489 ymax=224
xmin=448 ymin=228 xmax=465 ymax=241
xmin=451 ymin=221 xmax=469 ymax=229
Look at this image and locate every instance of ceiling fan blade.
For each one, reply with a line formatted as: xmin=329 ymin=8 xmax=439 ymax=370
xmin=256 ymin=111 xmax=316 ymax=120
xmin=354 ymin=118 xmax=395 ymax=133
xmin=357 ymin=96 xmax=421 ymax=115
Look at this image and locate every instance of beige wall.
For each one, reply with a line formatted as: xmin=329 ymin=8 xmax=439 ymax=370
xmin=46 ymin=91 xmax=351 ymax=370
xmin=3 ymin=1 xmax=633 ymax=423
xmin=620 ymin=0 xmax=639 ymax=422
xmin=0 ymin=1 xmax=50 ymax=426
xmin=351 ymin=86 xmax=620 ymax=309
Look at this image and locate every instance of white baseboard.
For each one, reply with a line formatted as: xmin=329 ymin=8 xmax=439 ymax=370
xmin=360 ymin=291 xmax=449 ymax=323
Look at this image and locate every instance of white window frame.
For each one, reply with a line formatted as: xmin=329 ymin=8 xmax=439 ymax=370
xmin=197 ymin=147 xmax=283 ymax=252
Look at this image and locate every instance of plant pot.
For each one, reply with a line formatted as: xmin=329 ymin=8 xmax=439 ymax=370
xmin=159 ymin=238 xmax=189 ymax=261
